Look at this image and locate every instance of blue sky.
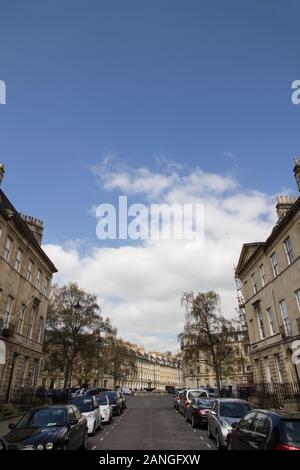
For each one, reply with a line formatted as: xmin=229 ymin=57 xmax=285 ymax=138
xmin=1 ymin=1 xmax=300 ymax=349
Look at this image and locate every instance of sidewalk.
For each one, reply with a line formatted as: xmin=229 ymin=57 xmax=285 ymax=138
xmin=0 ymin=417 xmax=18 ymax=438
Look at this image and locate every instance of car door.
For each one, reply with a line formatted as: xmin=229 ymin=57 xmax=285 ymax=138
xmin=74 ymin=406 xmax=86 ymax=448
xmin=248 ymin=412 xmax=271 ymax=450
xmin=67 ymin=407 xmax=81 ymax=450
xmin=232 ymin=412 xmax=257 ymax=450
xmin=209 ymin=400 xmax=218 ymax=436
xmin=93 ymin=396 xmax=101 ymax=428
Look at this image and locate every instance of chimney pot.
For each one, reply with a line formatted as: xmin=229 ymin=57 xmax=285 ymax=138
xmin=294 ymin=157 xmax=300 ymax=192
xmin=0 ymin=163 xmax=5 ymax=186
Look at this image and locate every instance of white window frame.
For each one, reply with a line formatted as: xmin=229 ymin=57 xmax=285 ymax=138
xmin=3 ymin=236 xmax=12 ymax=262
xmin=36 ymin=270 xmax=41 ymax=290
xmin=283 ymin=236 xmax=295 ymax=265
xmin=4 ymin=295 xmax=14 ymax=326
xmin=251 ymin=273 xmax=257 ymax=294
xmin=259 ymin=264 xmax=266 ymax=287
xmin=257 ymin=310 xmax=266 ymax=339
xmin=28 ymin=304 xmax=37 ymax=339
xmin=267 ymin=307 xmax=276 ymax=335
xmin=44 ymin=277 xmax=49 ymax=296
xmin=296 ymin=289 xmax=300 ymax=312
xmin=279 ymin=299 xmax=292 ymax=337
xmin=27 ymin=260 xmax=33 ymax=282
xmin=15 ymin=248 xmax=22 ymax=272
xmin=17 ymin=304 xmax=26 ymax=335
xmin=270 ymin=252 xmax=280 ymax=278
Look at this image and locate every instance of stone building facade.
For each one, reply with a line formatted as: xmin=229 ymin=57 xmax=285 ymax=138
xmin=0 ymin=164 xmax=57 ymax=400
xmin=235 ymin=160 xmax=300 ymax=387
xmin=181 ymin=328 xmax=253 ymax=390
xmin=38 ymin=344 xmax=183 ymax=391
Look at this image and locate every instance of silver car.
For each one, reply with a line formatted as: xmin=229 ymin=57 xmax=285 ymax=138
xmin=207 ymin=398 xmax=252 ymax=449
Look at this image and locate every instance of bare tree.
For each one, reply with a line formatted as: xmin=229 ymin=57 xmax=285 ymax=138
xmin=179 ymin=290 xmax=236 ymax=394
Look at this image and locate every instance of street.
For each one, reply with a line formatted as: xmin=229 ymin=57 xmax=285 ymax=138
xmin=88 ymin=395 xmax=216 ymax=450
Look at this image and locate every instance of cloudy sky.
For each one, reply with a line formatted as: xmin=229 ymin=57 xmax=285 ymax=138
xmin=1 ymin=1 xmax=300 ymax=351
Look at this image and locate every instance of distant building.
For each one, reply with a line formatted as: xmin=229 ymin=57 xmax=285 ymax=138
xmin=235 ymin=160 xmax=300 ymax=387
xmin=181 ymin=328 xmax=252 ymax=390
xmin=0 ymin=164 xmax=57 ymax=400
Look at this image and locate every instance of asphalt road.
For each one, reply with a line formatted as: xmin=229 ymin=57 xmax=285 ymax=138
xmin=88 ymin=395 xmax=216 ymax=450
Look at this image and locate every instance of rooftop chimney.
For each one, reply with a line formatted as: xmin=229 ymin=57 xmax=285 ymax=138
xmin=0 ymin=163 xmax=5 ymax=186
xmin=294 ymin=157 xmax=300 ymax=192
xmin=19 ymin=213 xmax=44 ymax=245
xmin=276 ymin=195 xmax=297 ymax=219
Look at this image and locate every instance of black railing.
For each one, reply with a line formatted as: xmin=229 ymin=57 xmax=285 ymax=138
xmin=0 ymin=387 xmax=71 ymax=413
xmin=236 ymin=382 xmax=300 ymax=407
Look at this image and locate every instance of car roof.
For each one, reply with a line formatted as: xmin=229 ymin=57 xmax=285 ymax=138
xmin=252 ymin=409 xmax=300 ymax=419
xmin=28 ymin=405 xmax=72 ymax=412
xmin=215 ymin=398 xmax=250 ymax=403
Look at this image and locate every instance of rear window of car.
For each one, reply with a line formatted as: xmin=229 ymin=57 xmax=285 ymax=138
xmin=220 ymin=402 xmax=251 ymax=418
xmin=189 ymin=390 xmax=207 ymax=398
xmin=281 ymin=420 xmax=300 ymax=447
xmin=197 ymin=399 xmax=213 ymax=408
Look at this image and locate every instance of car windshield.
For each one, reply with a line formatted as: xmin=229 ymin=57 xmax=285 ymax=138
xmin=281 ymin=420 xmax=300 ymax=447
xmin=96 ymin=395 xmax=108 ymax=406
xmin=220 ymin=402 xmax=251 ymax=418
xmin=71 ymin=397 xmax=94 ymax=412
xmin=16 ymin=408 xmax=67 ymax=428
xmin=106 ymin=392 xmax=117 ymax=402
xmin=197 ymin=399 xmax=213 ymax=408
xmin=189 ymin=391 xmax=207 ymax=398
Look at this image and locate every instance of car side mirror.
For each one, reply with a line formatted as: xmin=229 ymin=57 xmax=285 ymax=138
xmin=210 ymin=410 xmax=216 ymax=416
xmin=231 ymin=422 xmax=238 ymax=430
xmin=8 ymin=423 xmax=15 ymax=430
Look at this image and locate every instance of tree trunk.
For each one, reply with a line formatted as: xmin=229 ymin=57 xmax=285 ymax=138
xmin=64 ymin=361 xmax=73 ymax=389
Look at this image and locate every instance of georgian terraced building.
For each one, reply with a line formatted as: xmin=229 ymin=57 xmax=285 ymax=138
xmin=236 ymin=160 xmax=300 ymax=387
xmin=0 ymin=164 xmax=57 ymax=400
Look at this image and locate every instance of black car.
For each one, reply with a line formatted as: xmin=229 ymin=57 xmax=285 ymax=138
xmin=3 ymin=405 xmax=88 ymax=450
xmin=186 ymin=398 xmax=214 ymax=428
xmin=227 ymin=409 xmax=300 ymax=450
xmin=106 ymin=391 xmax=122 ymax=416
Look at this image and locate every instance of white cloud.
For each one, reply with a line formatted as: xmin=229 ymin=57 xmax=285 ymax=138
xmin=44 ymin=157 xmax=277 ymax=352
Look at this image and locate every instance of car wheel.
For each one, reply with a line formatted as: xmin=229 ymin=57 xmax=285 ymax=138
xmin=207 ymin=423 xmax=212 ymax=439
xmin=191 ymin=415 xmax=197 ymax=428
xmin=216 ymin=432 xmax=222 ymax=450
xmin=61 ymin=441 xmax=69 ymax=450
xmin=91 ymin=422 xmax=96 ymax=436
xmin=81 ymin=430 xmax=88 ymax=450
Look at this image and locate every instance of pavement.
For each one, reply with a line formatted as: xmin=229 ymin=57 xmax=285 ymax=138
xmin=88 ymin=394 xmax=217 ymax=450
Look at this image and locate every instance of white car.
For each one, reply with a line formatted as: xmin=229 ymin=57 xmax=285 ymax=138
xmin=71 ymin=395 xmax=102 ymax=435
xmin=95 ymin=393 xmax=113 ymax=423
xmin=121 ymin=388 xmax=132 ymax=395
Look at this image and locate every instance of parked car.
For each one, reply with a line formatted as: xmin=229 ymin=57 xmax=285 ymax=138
xmin=106 ymin=391 xmax=123 ymax=416
xmin=178 ymin=389 xmax=209 ymax=417
xmin=0 ymin=438 xmax=7 ymax=451
xmin=69 ymin=395 xmax=101 ymax=436
xmin=227 ymin=409 xmax=300 ymax=450
xmin=85 ymin=387 xmax=108 ymax=397
xmin=207 ymin=398 xmax=252 ymax=449
xmin=186 ymin=398 xmax=214 ymax=428
xmin=95 ymin=393 xmax=113 ymax=423
xmin=173 ymin=390 xmax=184 ymax=410
xmin=3 ymin=405 xmax=88 ymax=450
xmin=118 ymin=391 xmax=127 ymax=411
xmin=206 ymin=387 xmax=218 ymax=398
xmin=122 ymin=388 xmax=132 ymax=395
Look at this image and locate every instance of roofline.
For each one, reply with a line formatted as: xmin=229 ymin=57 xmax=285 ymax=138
xmin=0 ymin=189 xmax=58 ymax=273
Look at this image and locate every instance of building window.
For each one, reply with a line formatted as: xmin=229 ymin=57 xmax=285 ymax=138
xmin=3 ymin=236 xmax=12 ymax=262
xmin=31 ymin=359 xmax=39 ymax=387
xmin=4 ymin=295 xmax=14 ymax=326
xmin=259 ymin=264 xmax=266 ymax=287
xmin=22 ymin=357 xmax=29 ymax=387
xmin=279 ymin=300 xmax=292 ymax=337
xmin=267 ymin=307 xmax=276 ymax=335
xmin=36 ymin=270 xmax=41 ymax=290
xmin=17 ymin=304 xmax=26 ymax=335
xmin=28 ymin=304 xmax=37 ymax=339
xmin=14 ymin=248 xmax=23 ymax=272
xmin=27 ymin=260 xmax=34 ymax=282
xmin=37 ymin=317 xmax=44 ymax=343
xmin=251 ymin=273 xmax=257 ymax=294
xmin=44 ymin=277 xmax=49 ymax=296
xmin=296 ymin=289 xmax=300 ymax=312
xmin=270 ymin=252 xmax=280 ymax=278
xmin=275 ymin=355 xmax=284 ymax=383
xmin=283 ymin=236 xmax=295 ymax=265
xmin=257 ymin=309 xmax=265 ymax=339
